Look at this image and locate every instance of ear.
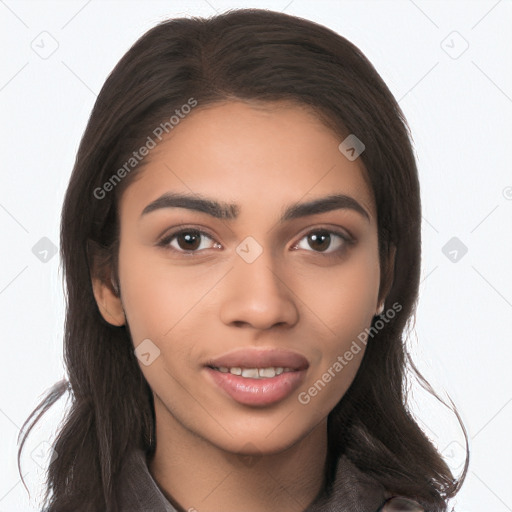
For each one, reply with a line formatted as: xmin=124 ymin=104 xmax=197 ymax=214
xmin=87 ymin=238 xmax=125 ymax=327
xmin=378 ymin=242 xmax=397 ymax=310
xmin=91 ymin=275 xmax=126 ymax=326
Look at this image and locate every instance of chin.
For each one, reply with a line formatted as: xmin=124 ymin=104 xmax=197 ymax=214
xmin=204 ymin=417 xmax=323 ymax=457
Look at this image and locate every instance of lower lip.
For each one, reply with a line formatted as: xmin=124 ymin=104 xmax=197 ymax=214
xmin=205 ymin=367 xmax=307 ymax=406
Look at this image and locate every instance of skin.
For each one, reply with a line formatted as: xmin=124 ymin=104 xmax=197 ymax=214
xmin=92 ymin=101 xmax=394 ymax=512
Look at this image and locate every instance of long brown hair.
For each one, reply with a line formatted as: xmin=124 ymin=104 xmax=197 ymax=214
xmin=18 ymin=8 xmax=468 ymax=511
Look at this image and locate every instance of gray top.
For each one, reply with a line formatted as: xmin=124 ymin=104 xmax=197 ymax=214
xmin=116 ymin=448 xmax=426 ymax=512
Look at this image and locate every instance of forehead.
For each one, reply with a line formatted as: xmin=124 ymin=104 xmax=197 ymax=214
xmin=119 ymin=100 xmax=376 ymax=221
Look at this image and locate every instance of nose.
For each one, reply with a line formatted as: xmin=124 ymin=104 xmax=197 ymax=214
xmin=218 ymin=249 xmax=299 ymax=331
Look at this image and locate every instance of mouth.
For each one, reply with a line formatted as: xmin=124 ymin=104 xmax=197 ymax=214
xmin=208 ymin=365 xmax=295 ymax=379
xmin=204 ymin=348 xmax=309 ymax=406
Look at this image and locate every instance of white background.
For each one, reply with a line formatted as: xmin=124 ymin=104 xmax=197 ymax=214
xmin=1 ymin=1 xmax=511 ymax=510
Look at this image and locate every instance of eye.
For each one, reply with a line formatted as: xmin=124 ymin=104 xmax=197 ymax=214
xmin=158 ymin=228 xmax=221 ymax=254
xmin=292 ymin=229 xmax=352 ymax=254
xmin=158 ymin=226 xmax=353 ymax=257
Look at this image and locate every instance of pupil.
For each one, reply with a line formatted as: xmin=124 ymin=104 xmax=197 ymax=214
xmin=309 ymin=232 xmax=330 ymax=251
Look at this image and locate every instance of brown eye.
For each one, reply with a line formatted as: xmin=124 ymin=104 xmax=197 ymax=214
xmin=294 ymin=229 xmax=349 ymax=254
xmin=307 ymin=231 xmax=332 ymax=252
xmin=159 ymin=229 xmax=220 ymax=254
xmin=176 ymin=231 xmax=202 ymax=251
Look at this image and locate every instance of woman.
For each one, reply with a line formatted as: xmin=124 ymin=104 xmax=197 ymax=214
xmin=18 ymin=8 xmax=468 ymax=512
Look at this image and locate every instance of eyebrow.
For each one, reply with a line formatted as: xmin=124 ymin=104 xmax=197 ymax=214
xmin=140 ymin=192 xmax=370 ymax=223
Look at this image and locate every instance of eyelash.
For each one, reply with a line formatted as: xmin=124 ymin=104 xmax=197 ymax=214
xmin=157 ymin=225 xmax=354 ymax=258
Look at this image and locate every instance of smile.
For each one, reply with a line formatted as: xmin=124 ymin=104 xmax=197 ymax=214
xmin=210 ymin=366 xmax=294 ymax=379
xmin=204 ymin=348 xmax=309 ymax=406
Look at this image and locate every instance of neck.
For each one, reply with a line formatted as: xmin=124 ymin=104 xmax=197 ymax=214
xmin=148 ymin=400 xmax=328 ymax=512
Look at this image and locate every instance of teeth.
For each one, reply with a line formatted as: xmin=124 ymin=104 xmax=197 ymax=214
xmin=214 ymin=366 xmax=292 ymax=379
xmin=258 ymin=367 xmax=276 ymax=378
xmin=241 ymin=368 xmax=259 ymax=378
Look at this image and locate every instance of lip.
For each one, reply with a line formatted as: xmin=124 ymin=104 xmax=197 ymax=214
xmin=204 ymin=348 xmax=309 ymax=407
xmin=206 ymin=348 xmax=309 ymax=371
xmin=205 ymin=367 xmax=307 ymax=406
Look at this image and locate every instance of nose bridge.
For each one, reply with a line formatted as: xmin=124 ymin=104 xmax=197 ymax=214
xmin=234 ymin=234 xmax=281 ymax=286
xmin=219 ymin=239 xmax=299 ymax=329
xmin=237 ymin=248 xmax=283 ymax=296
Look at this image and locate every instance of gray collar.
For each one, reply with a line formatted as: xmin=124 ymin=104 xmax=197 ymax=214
xmin=116 ymin=448 xmax=176 ymax=512
xmin=116 ymin=448 xmax=424 ymax=512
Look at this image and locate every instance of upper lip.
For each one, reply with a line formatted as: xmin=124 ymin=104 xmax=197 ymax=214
xmin=206 ymin=348 xmax=309 ymax=371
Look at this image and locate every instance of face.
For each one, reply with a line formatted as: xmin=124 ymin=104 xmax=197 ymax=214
xmin=104 ymin=101 xmax=383 ymax=456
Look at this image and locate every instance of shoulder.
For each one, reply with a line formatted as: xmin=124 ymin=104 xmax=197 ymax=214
xmin=378 ymin=496 xmax=425 ymax=511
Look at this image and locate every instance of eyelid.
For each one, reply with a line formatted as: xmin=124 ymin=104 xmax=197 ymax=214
xmin=157 ymin=225 xmax=220 ymax=254
xmin=157 ymin=223 xmax=355 ymax=255
xmin=289 ymin=226 xmax=354 ymax=257
xmin=291 ymin=224 xmax=355 ymax=246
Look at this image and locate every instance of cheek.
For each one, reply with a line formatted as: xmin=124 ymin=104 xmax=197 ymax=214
xmin=118 ymin=245 xmax=213 ymax=343
xmin=295 ymin=241 xmax=380 ymax=339
xmin=330 ymin=264 xmax=380 ymax=336
xmin=293 ymin=244 xmax=380 ymax=406
xmin=117 ymin=247 xmax=209 ymax=393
